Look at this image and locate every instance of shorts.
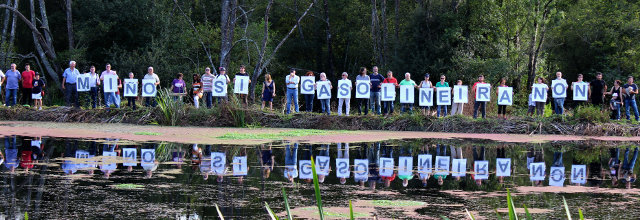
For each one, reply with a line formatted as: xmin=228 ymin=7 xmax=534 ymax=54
xmin=32 ymin=93 xmax=42 ymax=100
xmin=527 ymin=105 xmax=535 ymax=114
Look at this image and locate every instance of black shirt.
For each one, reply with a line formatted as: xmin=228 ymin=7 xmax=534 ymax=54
xmin=590 ymin=79 xmax=606 ymax=98
xmin=32 ymin=79 xmax=45 ymax=94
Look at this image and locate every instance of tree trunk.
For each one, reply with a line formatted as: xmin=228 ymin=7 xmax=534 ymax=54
xmin=380 ymin=0 xmax=387 ymax=68
xmin=39 ymin=0 xmax=55 ymax=52
xmin=65 ymin=0 xmax=74 ymax=49
xmin=220 ymin=0 xmax=237 ymax=69
xmin=322 ymin=0 xmax=335 ymax=78
xmin=5 ymin=0 xmax=17 ymax=65
xmin=172 ymin=0 xmax=216 ymax=74
xmin=28 ymin=0 xmax=60 ymax=86
xmin=526 ymin=0 xmax=553 ymax=87
xmin=371 ymin=0 xmax=380 ymax=65
xmin=394 ymin=0 xmax=399 ymax=58
xmin=1 ymin=0 xmax=10 ymax=67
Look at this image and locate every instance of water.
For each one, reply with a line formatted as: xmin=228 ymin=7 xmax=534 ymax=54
xmin=0 ymin=136 xmax=638 ymax=219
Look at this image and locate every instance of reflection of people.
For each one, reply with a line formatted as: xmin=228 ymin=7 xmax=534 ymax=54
xmin=62 ymin=140 xmax=78 ymax=175
xmin=398 ymin=146 xmax=414 ymax=187
xmin=172 ymin=147 xmax=185 ymax=169
xmin=472 ymin=146 xmax=486 ymax=186
xmin=609 ymin=148 xmax=621 ymax=186
xmin=337 ymin=143 xmax=349 ymax=184
xmin=527 ymin=147 xmax=544 ymax=186
xmin=620 ymin=148 xmax=638 ymax=189
xmin=200 ymin=145 xmax=212 ymax=180
xmin=367 ymin=143 xmax=381 ymax=190
xmin=302 ymin=144 xmax=314 ymax=184
xmin=419 ymin=145 xmax=431 ymax=187
xmin=284 ymin=143 xmax=299 ymax=183
xmin=235 ymin=147 xmax=249 ymax=184
xmin=380 ymin=144 xmax=395 ymax=188
xmin=354 ymin=143 xmax=368 ymax=188
xmin=317 ymin=144 xmax=330 ymax=183
xmin=4 ymin=136 xmax=18 ymax=173
xmin=100 ymin=139 xmax=119 ymax=179
xmin=450 ymin=145 xmax=463 ymax=181
xmin=496 ymin=147 xmax=507 ymax=183
xmin=259 ymin=144 xmax=275 ymax=179
xmin=20 ymin=138 xmax=35 ymax=173
xmin=435 ymin=144 xmax=448 ymax=186
xmin=142 ymin=144 xmax=159 ymax=178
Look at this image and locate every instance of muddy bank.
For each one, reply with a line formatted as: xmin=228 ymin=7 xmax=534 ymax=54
xmin=0 ymin=106 xmax=639 ymax=136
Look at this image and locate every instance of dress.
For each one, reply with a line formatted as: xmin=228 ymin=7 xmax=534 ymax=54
xmin=262 ymin=81 xmax=274 ymax=102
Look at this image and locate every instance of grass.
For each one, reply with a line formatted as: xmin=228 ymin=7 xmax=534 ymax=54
xmin=310 ymin=157 xmax=324 ymax=220
xmin=370 ymin=200 xmax=426 ymax=207
xmin=216 ymin=129 xmax=341 ymax=140
xmin=113 ymin=183 xmax=144 ymax=189
xmin=133 ymin=131 xmax=162 ymax=136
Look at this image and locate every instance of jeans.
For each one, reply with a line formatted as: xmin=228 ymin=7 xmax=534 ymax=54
xmin=382 ymin=101 xmax=394 ymax=114
xmin=612 ymin=101 xmax=621 ymax=120
xmin=320 ymin=99 xmax=331 ymax=115
xmin=437 ymin=105 xmax=447 ymax=117
xmin=104 ymin=92 xmax=117 ymax=108
xmin=65 ymin=83 xmax=79 ymax=107
xmin=357 ymin=98 xmax=369 ymax=115
xmin=304 ymin=94 xmax=314 ymax=112
xmin=5 ymin=88 xmax=17 ymax=106
xmin=203 ymin=91 xmax=213 ymax=108
xmin=554 ymin=98 xmax=565 ymax=115
xmin=127 ymin=97 xmax=137 ymax=110
xmin=552 ymin=152 xmax=564 ymax=167
xmin=451 ymin=103 xmax=463 ymax=115
xmin=286 ymin=88 xmax=299 ymax=114
xmin=624 ymin=99 xmax=639 ymax=121
xmin=436 ymin=144 xmax=447 ymax=156
xmin=473 ymin=146 xmax=486 ymax=161
xmin=144 ymin=97 xmax=157 ymax=107
xmin=285 ymin=143 xmax=299 ymax=166
xmin=401 ymin=104 xmax=413 ymax=114
xmin=535 ymin=102 xmax=545 ymax=116
xmin=21 ymin=87 xmax=32 ymax=105
xmin=370 ymin=92 xmax=382 ymax=115
xmin=338 ymin=98 xmax=350 ymax=116
xmin=89 ymin=87 xmax=99 ymax=109
xmin=473 ymin=101 xmax=486 ymax=118
xmin=622 ymin=148 xmax=639 ymax=171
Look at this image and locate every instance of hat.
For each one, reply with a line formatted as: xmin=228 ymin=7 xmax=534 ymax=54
xmin=219 ymin=67 xmax=226 ymax=71
xmin=425 ymin=73 xmax=430 ymax=78
xmin=35 ymin=72 xmax=40 ymax=76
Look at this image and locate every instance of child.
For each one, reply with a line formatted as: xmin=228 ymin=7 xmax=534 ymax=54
xmin=126 ymin=72 xmax=137 ymax=110
xmin=31 ymin=73 xmax=45 ymax=110
xmin=527 ymin=93 xmax=535 ymax=116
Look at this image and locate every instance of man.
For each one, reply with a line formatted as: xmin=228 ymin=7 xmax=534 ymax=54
xmin=589 ymin=72 xmax=607 ymax=108
xmin=4 ymin=63 xmax=20 ymax=107
xmin=381 ymin=71 xmax=398 ymax=115
xmin=472 ymin=75 xmax=487 ymax=119
xmin=100 ymin=64 xmax=120 ymax=109
xmin=216 ymin=67 xmax=231 ymax=103
xmin=285 ymin=68 xmax=300 ymax=114
xmin=0 ymin=68 xmax=4 ymax=105
xmin=201 ymin=67 xmax=215 ymax=109
xmin=622 ymin=76 xmax=639 ymax=121
xmin=552 ymin=71 xmax=568 ymax=115
xmin=234 ymin=65 xmax=251 ymax=105
xmin=369 ymin=66 xmax=385 ymax=115
xmin=62 ymin=61 xmax=80 ymax=108
xmin=20 ymin=64 xmax=35 ymax=106
xmin=143 ymin=66 xmax=160 ymax=107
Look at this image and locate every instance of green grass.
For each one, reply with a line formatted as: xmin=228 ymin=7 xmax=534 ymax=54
xmin=134 ymin=131 xmax=162 ymax=136
xmin=370 ymin=200 xmax=426 ymax=207
xmin=216 ymin=129 xmax=345 ymax=140
xmin=113 ymin=184 xmax=144 ymax=189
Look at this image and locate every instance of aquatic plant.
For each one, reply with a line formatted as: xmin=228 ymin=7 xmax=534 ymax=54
xmin=282 ymin=188 xmax=293 ymax=220
xmin=310 ymin=157 xmax=325 ymax=220
xmin=156 ymin=88 xmax=184 ymax=126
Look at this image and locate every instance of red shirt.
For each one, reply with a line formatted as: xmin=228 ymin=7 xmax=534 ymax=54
xmin=382 ymin=77 xmax=399 ymax=86
xmin=382 ymin=173 xmax=396 ymax=181
xmin=21 ymin=70 xmax=35 ymax=88
xmin=20 ymin=150 xmax=33 ymax=169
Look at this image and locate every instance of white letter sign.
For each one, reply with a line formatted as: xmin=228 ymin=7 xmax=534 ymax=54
xmin=103 ymin=75 xmax=118 ymax=93
xmin=355 ymin=80 xmax=370 ymax=98
xmin=124 ymin=79 xmax=138 ymax=97
xmin=549 ymin=166 xmax=565 ymax=187
xmin=211 ymin=78 xmax=227 ymax=97
xmin=452 ymin=159 xmax=466 ymax=177
xmin=435 ymin=156 xmax=450 ymax=176
xmin=299 ymin=160 xmax=312 ymax=179
xmin=474 ymin=160 xmax=489 ymax=180
xmin=380 ymin=157 xmax=394 ymax=177
xmin=398 ymin=156 xmax=413 ymax=176
xmin=316 ymin=81 xmax=332 ymax=100
xmin=211 ymin=152 xmax=226 ymax=175
xmin=300 ymin=76 xmax=315 ymax=95
xmin=570 ymin=165 xmax=586 ymax=184
xmin=498 ymin=87 xmax=513 ymax=106
xmin=419 ymin=88 xmax=434 ymax=107
xmin=400 ymin=85 xmax=415 ymax=104
xmin=453 ymin=85 xmax=468 ymax=104
xmin=381 ymin=83 xmax=396 ymax=101
xmin=529 ymin=162 xmax=546 ymax=181
xmin=337 ymin=80 xmax=352 ymax=99
xmin=233 ymin=76 xmax=249 ymax=94
xmin=532 ymin=84 xmax=547 ymax=102
xmin=142 ymin=79 xmax=157 ymax=97
xmin=496 ymin=158 xmax=511 ymax=177
xmin=123 ymin=148 xmax=137 ymax=166
xmin=315 ymin=156 xmax=331 ymax=175
xmin=232 ymin=156 xmax=248 ymax=176
xmin=552 ymin=79 xmax=567 ymax=98
xmin=436 ymin=87 xmax=451 ymax=106
xmin=573 ymin=82 xmax=588 ymax=101
xmin=336 ymin=158 xmax=350 ymax=178
xmin=77 ymin=74 xmax=90 ymax=92
xmin=475 ymin=83 xmax=491 ymax=102
xmin=354 ymin=159 xmax=369 ymax=180
xmin=418 ymin=154 xmax=433 ymax=175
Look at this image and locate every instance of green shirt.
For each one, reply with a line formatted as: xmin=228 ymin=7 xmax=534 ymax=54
xmin=399 ymin=79 xmax=416 ymax=86
xmin=399 ymin=174 xmax=414 ymax=180
xmin=435 ymin=82 xmax=449 ymax=87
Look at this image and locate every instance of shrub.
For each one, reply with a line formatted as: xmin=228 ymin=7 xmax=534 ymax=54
xmin=572 ymin=105 xmax=609 ymax=123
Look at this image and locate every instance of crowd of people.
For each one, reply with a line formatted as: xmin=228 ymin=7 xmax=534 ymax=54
xmin=0 ymin=62 xmax=638 ymax=121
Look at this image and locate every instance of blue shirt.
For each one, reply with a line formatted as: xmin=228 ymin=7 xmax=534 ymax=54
xmin=63 ymin=68 xmax=80 ymax=84
xmin=370 ymin=73 xmax=385 ymax=92
xmin=5 ymin=70 xmax=20 ymax=89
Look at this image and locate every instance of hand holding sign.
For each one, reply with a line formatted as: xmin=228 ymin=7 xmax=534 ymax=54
xmin=573 ymin=82 xmax=589 ymax=101
xmin=552 ymin=79 xmax=568 ymax=98
xmin=453 ymin=85 xmax=468 ymax=103
xmin=234 ymin=76 xmax=249 ymax=94
xmin=300 ymin=76 xmax=315 ymax=95
xmin=475 ymin=83 xmax=491 ymax=102
xmin=497 ymin=87 xmax=513 ymax=106
xmin=124 ymin=79 xmax=139 ymax=97
xmin=419 ymin=88 xmax=434 ymax=107
xmin=77 ymin=74 xmax=90 ymax=92
xmin=355 ymin=80 xmax=370 ymax=98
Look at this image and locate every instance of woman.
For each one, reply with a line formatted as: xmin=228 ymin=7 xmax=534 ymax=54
xmin=304 ymin=71 xmax=315 ymax=112
xmin=418 ymin=73 xmax=434 ymax=114
xmin=435 ymin=75 xmax=449 ymax=117
xmin=532 ymin=77 xmax=549 ymax=116
xmin=261 ymin=73 xmax=275 ymax=110
xmin=318 ymin=72 xmax=333 ymax=115
xmin=126 ymin=72 xmax=137 ymax=110
xmin=170 ymin=73 xmax=186 ymax=102
xmin=606 ymin=80 xmax=624 ymax=120
xmin=451 ymin=80 xmax=464 ymax=115
xmin=399 ymin=72 xmax=418 ymax=114
xmin=191 ymin=74 xmax=202 ymax=108
xmin=355 ymin=67 xmax=370 ymax=115
xmin=497 ymin=77 xmax=508 ymax=119
xmin=338 ymin=72 xmax=352 ymax=116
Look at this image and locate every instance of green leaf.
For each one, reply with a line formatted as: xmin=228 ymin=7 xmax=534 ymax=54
xmin=495 ymin=208 xmax=503 ymax=220
xmin=282 ymin=188 xmax=293 ymax=220
xmin=310 ymin=157 xmax=324 ymax=220
xmin=523 ymin=204 xmax=533 ymax=220
xmin=215 ymin=203 xmax=225 ymax=220
xmin=265 ymin=202 xmax=280 ymax=220
xmin=465 ymin=208 xmax=475 ymax=220
xmin=563 ymin=196 xmax=572 ymax=220
xmin=440 ymin=215 xmax=451 ymax=220
xmin=578 ymin=209 xmax=584 ymax=220
xmin=507 ymin=189 xmax=518 ymax=220
xmin=349 ymin=200 xmax=354 ymax=220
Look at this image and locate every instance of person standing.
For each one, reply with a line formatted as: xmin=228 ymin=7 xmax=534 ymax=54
xmin=303 ymin=71 xmax=315 ymax=112
xmin=31 ymin=73 xmax=45 ymax=110
xmin=552 ymin=71 xmax=568 ymax=115
xmin=355 ymin=67 xmax=370 ymax=115
xmin=62 ymin=61 xmax=80 ymax=108
xmin=261 ymin=73 xmax=275 ymax=110
xmin=170 ymin=73 xmax=186 ymax=102
xmin=285 ymin=68 xmax=300 ymax=114
xmin=399 ymin=72 xmax=418 ymax=114
xmin=201 ymin=67 xmax=215 ymax=109
xmin=451 ymin=80 xmax=464 ymax=115
xmin=496 ymin=77 xmax=508 ymax=119
xmin=20 ymin=64 xmax=35 ymax=106
xmin=532 ymin=77 xmax=549 ymax=116
xmin=143 ymin=66 xmax=160 ymax=107
xmin=435 ymin=75 xmax=449 ymax=117
xmin=191 ymin=74 xmax=202 ymax=109
xmin=622 ymin=76 xmax=639 ymax=121
xmin=571 ymin=74 xmax=588 ymax=106
xmin=418 ymin=73 xmax=434 ymax=114
xmin=0 ymin=69 xmax=4 ymax=105
xmin=381 ymin=70 xmax=398 ymax=116
xmin=4 ymin=63 xmax=20 ymax=107
xmin=216 ymin=67 xmax=231 ymax=103
xmin=234 ymin=65 xmax=251 ymax=105
xmin=318 ymin=72 xmax=333 ymax=115
xmin=606 ymin=80 xmax=623 ymax=120
xmin=338 ymin=72 xmax=352 ymax=116
xmin=472 ymin=75 xmax=488 ymax=119
xmin=590 ymin=72 xmax=607 ymax=108
xmin=369 ymin=66 xmax=385 ymax=115
xmin=100 ymin=64 xmax=119 ymax=109
xmin=87 ymin=66 xmax=100 ymax=109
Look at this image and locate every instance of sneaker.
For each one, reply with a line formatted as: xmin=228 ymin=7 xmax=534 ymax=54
xmin=39 ymin=107 xmax=42 ymax=110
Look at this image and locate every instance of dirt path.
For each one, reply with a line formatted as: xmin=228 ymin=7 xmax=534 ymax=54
xmin=1 ymin=121 xmax=639 ymax=145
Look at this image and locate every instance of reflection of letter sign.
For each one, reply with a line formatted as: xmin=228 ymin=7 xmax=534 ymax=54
xmin=398 ymin=156 xmax=413 ymax=176
xmin=211 ymin=152 xmax=226 ymax=175
xmin=529 ymin=162 xmax=546 ymax=181
xmin=570 ymin=165 xmax=586 ymax=184
xmin=300 ymin=76 xmax=315 ymax=95
xmin=212 ymin=78 xmax=227 ymax=97
xmin=102 ymin=151 xmax=118 ymax=170
xmin=31 ymin=140 xmax=41 ymax=147
xmin=400 ymin=85 xmax=415 ymax=104
xmin=381 ymin=83 xmax=396 ymax=101
xmin=453 ymin=85 xmax=468 ymax=103
xmin=141 ymin=149 xmax=155 ymax=166
xmin=475 ymin=83 xmax=491 ymax=102
xmin=552 ymin=79 xmax=567 ymax=98
xmin=123 ymin=148 xmax=137 ymax=166
xmin=315 ymin=156 xmax=331 ymax=175
xmin=104 ymin=75 xmax=118 ymax=93
xmin=355 ymin=80 xmax=370 ymax=98
xmin=337 ymin=80 xmax=352 ymax=99
xmin=379 ymin=157 xmax=394 ymax=177
xmin=498 ymin=87 xmax=513 ymax=106
xmin=573 ymin=82 xmax=589 ymax=101
xmin=419 ymin=88 xmax=434 ymax=107
xmin=549 ymin=166 xmax=565 ymax=187
xmin=532 ymin=84 xmax=547 ymax=102
xmin=336 ymin=158 xmax=350 ymax=178
xmin=233 ymin=76 xmax=249 ymax=94
xmin=232 ymin=156 xmax=248 ymax=176
xmin=299 ymin=160 xmax=312 ymax=179
xmin=451 ymin=159 xmax=466 ymax=177
xmin=474 ymin=160 xmax=489 ymax=180
xmin=316 ymin=81 xmax=332 ymax=100
xmin=435 ymin=156 xmax=450 ymax=176
xmin=353 ymin=159 xmax=369 ymax=180
xmin=75 ymin=150 xmax=90 ymax=169
xmin=496 ymin=158 xmax=511 ymax=177
xmin=418 ymin=154 xmax=433 ymax=174
xmin=124 ymin=79 xmax=139 ymax=97
xmin=436 ymin=87 xmax=451 ymax=106
xmin=77 ymin=74 xmax=90 ymax=92
xmin=142 ymin=79 xmax=157 ymax=97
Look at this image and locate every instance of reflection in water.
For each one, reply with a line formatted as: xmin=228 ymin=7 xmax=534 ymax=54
xmin=0 ymin=135 xmax=638 ymax=218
